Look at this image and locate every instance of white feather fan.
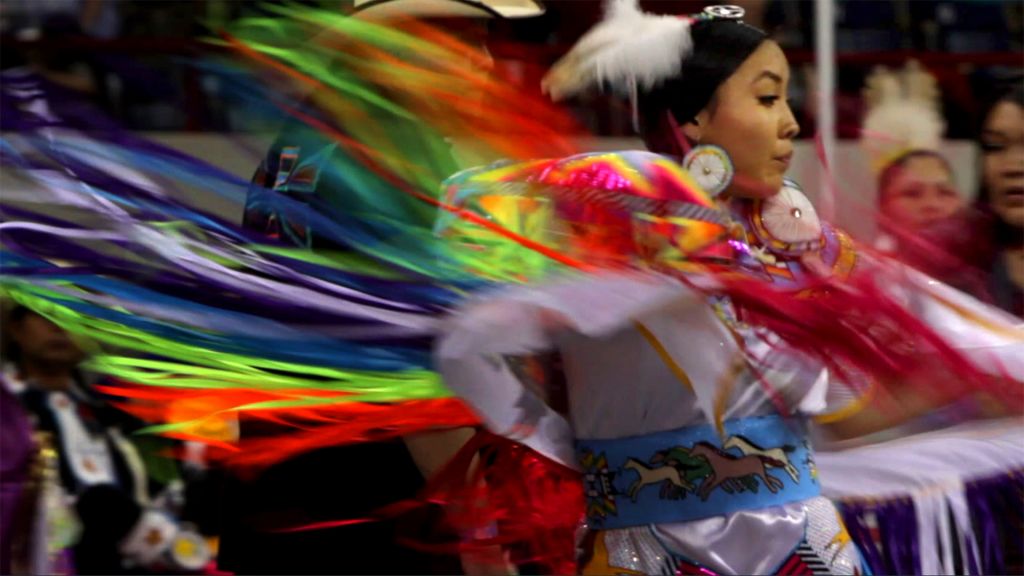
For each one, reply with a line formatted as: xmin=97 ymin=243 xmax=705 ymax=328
xmin=541 ymin=0 xmax=693 ymax=101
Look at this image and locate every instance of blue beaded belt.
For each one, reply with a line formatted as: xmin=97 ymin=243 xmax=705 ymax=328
xmin=576 ymin=415 xmax=821 ymax=529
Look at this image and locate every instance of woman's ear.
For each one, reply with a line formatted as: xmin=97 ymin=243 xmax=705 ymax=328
xmin=680 ymin=109 xmax=709 ymax=142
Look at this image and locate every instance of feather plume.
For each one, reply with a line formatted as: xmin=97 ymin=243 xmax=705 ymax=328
xmin=861 ymin=61 xmax=945 ymax=174
xmin=542 ymin=0 xmax=692 ymax=101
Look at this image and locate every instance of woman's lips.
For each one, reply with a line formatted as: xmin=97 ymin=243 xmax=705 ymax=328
xmin=1001 ymin=185 xmax=1024 ymax=206
xmin=773 ymin=152 xmax=793 ymax=169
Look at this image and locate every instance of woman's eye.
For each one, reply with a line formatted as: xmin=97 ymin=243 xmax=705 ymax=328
xmin=981 ymin=141 xmax=1007 ymax=153
xmin=758 ymin=95 xmax=779 ymax=106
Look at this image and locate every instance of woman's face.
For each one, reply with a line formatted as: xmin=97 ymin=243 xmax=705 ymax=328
xmin=981 ymin=100 xmax=1024 ymax=227
xmin=882 ymin=155 xmax=963 ymax=230
xmin=689 ymin=41 xmax=800 ymax=198
xmin=10 ymin=313 xmax=84 ymax=368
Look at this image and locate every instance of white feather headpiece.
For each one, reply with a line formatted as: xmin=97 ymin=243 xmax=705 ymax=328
xmin=541 ymin=0 xmax=694 ymax=101
xmin=861 ymin=60 xmax=946 ymax=174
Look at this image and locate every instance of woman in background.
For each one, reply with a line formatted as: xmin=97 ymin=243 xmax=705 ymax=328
xmin=861 ymin=61 xmax=986 ymax=297
xmin=975 ymin=84 xmax=1024 ymax=318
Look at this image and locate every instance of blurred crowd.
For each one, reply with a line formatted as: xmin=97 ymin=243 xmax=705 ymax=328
xmin=0 ymin=1 xmax=1020 ymax=133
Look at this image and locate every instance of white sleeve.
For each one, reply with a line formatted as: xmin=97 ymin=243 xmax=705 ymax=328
xmin=812 ymin=264 xmax=1024 ymax=423
xmin=436 ymin=353 xmax=576 ymax=466
xmin=898 ymin=266 xmax=1024 ymax=378
xmin=436 ymin=271 xmax=707 ymax=358
xmin=434 ymin=271 xmax=707 ymax=467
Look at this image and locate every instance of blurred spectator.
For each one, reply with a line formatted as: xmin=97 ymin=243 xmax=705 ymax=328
xmin=0 ymin=0 xmax=120 ymax=40
xmin=873 ymin=150 xmax=986 ymax=297
xmin=876 ymin=152 xmax=962 ymax=234
xmin=0 ymin=0 xmax=120 ymax=97
xmin=911 ymin=0 xmax=1017 ymax=53
xmin=974 ymin=83 xmax=1024 ymax=317
xmin=0 ymin=372 xmax=62 ymax=575
xmin=860 ymin=62 xmax=988 ymax=295
xmin=1 ymin=305 xmax=213 ymax=574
